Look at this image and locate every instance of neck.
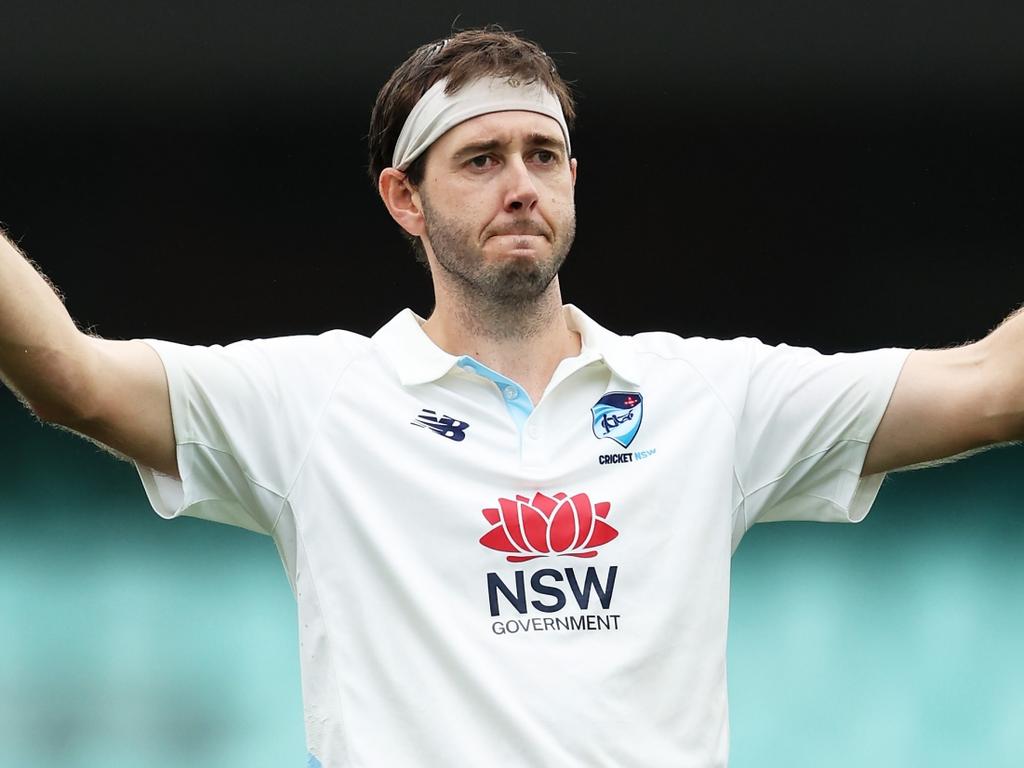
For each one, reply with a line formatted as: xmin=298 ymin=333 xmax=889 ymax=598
xmin=421 ymin=277 xmax=581 ymax=403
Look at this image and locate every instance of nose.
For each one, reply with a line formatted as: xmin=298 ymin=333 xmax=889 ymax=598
xmin=502 ymin=156 xmax=539 ymax=212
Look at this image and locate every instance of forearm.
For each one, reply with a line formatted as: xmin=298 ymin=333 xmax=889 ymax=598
xmin=0 ymin=229 xmax=96 ymax=422
xmin=977 ymin=304 xmax=1024 ymax=442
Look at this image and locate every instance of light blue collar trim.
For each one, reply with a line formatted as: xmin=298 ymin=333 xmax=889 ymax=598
xmin=373 ymin=306 xmax=642 ymax=388
xmin=456 ymin=356 xmax=533 ymax=431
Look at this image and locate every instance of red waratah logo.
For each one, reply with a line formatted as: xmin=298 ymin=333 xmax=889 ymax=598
xmin=479 ymin=492 xmax=619 ymax=563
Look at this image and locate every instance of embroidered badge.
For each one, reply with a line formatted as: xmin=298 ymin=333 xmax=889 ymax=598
xmin=591 ymin=391 xmax=643 ymax=448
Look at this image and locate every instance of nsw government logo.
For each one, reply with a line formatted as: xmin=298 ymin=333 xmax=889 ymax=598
xmin=592 ymin=391 xmax=643 ymax=448
xmin=479 ymin=491 xmax=622 ymax=637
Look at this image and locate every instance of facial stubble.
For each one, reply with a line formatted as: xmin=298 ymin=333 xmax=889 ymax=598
xmin=420 ymin=192 xmax=576 ymax=311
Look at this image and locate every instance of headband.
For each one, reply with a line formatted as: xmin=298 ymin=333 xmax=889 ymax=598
xmin=391 ymin=75 xmax=572 ymax=171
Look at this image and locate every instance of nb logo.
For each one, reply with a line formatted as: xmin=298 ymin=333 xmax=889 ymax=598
xmin=411 ymin=409 xmax=470 ymax=442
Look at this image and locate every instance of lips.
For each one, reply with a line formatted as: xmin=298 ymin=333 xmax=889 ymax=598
xmin=479 ymin=491 xmax=619 ymax=562
xmin=487 ymin=221 xmax=551 ymax=239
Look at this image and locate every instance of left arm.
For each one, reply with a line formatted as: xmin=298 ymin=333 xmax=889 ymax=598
xmin=863 ymin=306 xmax=1024 ymax=475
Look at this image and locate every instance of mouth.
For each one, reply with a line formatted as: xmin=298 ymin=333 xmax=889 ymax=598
xmin=489 ymin=233 xmax=546 ymax=241
xmin=487 ymin=221 xmax=551 ymax=240
xmin=487 ymin=234 xmax=547 ymax=252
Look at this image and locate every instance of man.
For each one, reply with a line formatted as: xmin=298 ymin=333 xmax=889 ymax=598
xmin=1 ymin=26 xmax=1021 ymax=768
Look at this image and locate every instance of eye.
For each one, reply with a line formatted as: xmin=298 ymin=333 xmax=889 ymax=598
xmin=468 ymin=155 xmax=496 ymax=170
xmin=535 ymin=150 xmax=557 ymax=164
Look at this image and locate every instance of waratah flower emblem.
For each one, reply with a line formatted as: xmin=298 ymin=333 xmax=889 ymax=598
xmin=478 ymin=492 xmax=619 ymax=562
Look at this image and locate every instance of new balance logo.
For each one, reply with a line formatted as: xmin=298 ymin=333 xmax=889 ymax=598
xmin=411 ymin=409 xmax=470 ymax=442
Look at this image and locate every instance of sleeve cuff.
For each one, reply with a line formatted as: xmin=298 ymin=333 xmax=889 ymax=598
xmin=134 ymin=457 xmax=186 ymax=520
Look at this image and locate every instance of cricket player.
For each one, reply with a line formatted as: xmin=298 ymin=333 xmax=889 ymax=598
xmin=2 ymin=26 xmax=1021 ymax=768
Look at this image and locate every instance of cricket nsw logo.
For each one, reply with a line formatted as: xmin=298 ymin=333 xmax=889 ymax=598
xmin=479 ymin=492 xmax=619 ymax=563
xmin=592 ymin=391 xmax=644 ymax=448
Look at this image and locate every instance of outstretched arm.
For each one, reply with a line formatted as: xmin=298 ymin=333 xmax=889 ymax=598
xmin=864 ymin=306 xmax=1024 ymax=475
xmin=0 ymin=228 xmax=178 ymax=477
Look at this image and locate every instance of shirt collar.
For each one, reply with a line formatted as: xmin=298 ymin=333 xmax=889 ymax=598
xmin=564 ymin=305 xmax=643 ymax=385
xmin=372 ymin=305 xmax=642 ymax=387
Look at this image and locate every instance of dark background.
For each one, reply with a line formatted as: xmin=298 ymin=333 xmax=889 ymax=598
xmin=1 ymin=0 xmax=1021 ymax=351
xmin=2 ymin=3 xmax=1024 ymax=766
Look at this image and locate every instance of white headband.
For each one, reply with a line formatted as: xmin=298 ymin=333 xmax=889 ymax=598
xmin=391 ymin=75 xmax=571 ymax=171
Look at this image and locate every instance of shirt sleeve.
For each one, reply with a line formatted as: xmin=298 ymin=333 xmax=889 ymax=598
xmin=133 ymin=332 xmax=357 ymax=534
xmin=733 ymin=339 xmax=912 ymax=533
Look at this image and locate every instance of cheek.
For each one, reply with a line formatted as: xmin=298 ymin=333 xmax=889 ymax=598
xmin=543 ymin=174 xmax=575 ymax=201
xmin=546 ymin=186 xmax=575 ymax=215
xmin=448 ymin=182 xmax=498 ymax=213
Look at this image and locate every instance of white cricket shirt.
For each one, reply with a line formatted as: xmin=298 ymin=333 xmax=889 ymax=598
xmin=135 ymin=306 xmax=911 ymax=768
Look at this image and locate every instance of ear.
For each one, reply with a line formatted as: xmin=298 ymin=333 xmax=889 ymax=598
xmin=378 ymin=168 xmax=426 ymax=237
xmin=570 ymin=157 xmax=578 ymax=188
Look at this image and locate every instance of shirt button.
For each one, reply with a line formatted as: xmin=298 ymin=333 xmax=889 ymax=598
xmin=503 ymin=385 xmax=518 ymax=400
xmin=460 ymin=363 xmax=475 ymax=373
xmin=527 ymin=425 xmax=541 ymax=439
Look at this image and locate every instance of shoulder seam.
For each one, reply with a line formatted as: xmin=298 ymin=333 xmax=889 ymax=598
xmin=634 ymin=347 xmax=741 ymax=432
xmin=272 ymin=345 xmax=378 ymax=531
xmin=176 ymin=438 xmax=289 ymax=503
xmin=743 ymin=436 xmax=871 ymax=500
xmin=634 ymin=344 xmax=749 ymax=515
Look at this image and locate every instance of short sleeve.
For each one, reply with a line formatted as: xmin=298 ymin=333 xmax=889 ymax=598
xmin=133 ymin=332 xmax=361 ymax=534
xmin=733 ymin=340 xmax=911 ymax=532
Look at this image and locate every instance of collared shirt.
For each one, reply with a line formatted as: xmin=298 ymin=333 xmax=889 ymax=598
xmin=135 ymin=306 xmax=910 ymax=768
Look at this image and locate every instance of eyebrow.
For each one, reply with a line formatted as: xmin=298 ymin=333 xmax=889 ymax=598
xmin=451 ymin=132 xmax=565 ymax=160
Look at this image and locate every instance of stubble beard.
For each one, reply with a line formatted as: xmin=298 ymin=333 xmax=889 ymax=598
xmin=420 ymin=194 xmax=576 ymax=339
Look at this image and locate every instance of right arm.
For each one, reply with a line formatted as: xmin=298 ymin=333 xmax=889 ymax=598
xmin=0 ymin=229 xmax=178 ymax=477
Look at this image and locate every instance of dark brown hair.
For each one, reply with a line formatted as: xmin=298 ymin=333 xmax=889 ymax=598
xmin=367 ymin=26 xmax=577 ymax=263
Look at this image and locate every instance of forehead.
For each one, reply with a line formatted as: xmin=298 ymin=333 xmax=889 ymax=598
xmin=430 ymin=110 xmax=567 ymax=155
